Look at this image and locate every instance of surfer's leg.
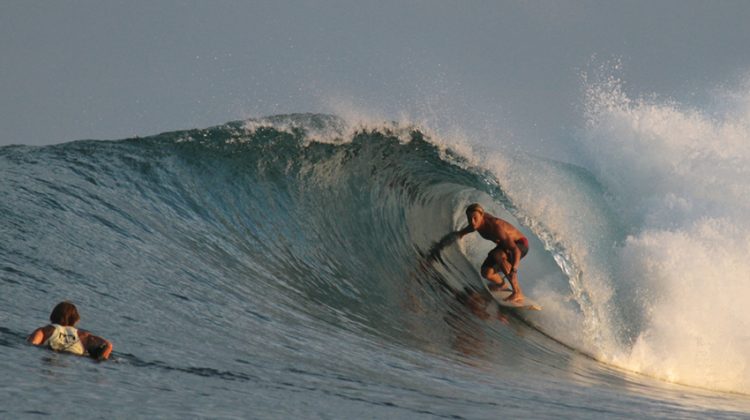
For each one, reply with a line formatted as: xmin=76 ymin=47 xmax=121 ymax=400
xmin=481 ymin=249 xmax=510 ymax=291
xmin=502 ymin=259 xmax=525 ymax=303
xmin=494 ymin=249 xmax=525 ymax=302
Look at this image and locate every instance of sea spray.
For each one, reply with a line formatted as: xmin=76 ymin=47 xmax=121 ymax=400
xmin=581 ymin=75 xmax=750 ymax=393
xmin=485 ymin=151 xmax=626 ymax=356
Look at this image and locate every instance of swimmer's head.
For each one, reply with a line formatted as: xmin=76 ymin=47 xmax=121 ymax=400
xmin=50 ymin=301 xmax=80 ymax=326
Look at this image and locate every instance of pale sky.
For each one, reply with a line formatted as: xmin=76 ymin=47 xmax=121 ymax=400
xmin=2 ymin=1 xmax=749 ymax=148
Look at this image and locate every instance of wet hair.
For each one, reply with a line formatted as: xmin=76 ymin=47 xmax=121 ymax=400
xmin=49 ymin=301 xmax=80 ymax=326
xmin=465 ymin=203 xmax=484 ymax=216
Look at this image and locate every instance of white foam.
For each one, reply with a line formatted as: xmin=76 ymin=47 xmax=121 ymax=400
xmin=582 ymin=74 xmax=750 ymax=393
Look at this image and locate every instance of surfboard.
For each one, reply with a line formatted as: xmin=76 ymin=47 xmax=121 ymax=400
xmin=486 ymin=286 xmax=542 ymax=311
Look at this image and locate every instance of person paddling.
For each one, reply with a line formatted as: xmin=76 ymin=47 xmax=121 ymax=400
xmin=27 ymin=301 xmax=113 ymax=361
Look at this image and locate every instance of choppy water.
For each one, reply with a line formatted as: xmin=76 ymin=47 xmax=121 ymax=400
xmin=2 ymin=113 xmax=750 ymax=418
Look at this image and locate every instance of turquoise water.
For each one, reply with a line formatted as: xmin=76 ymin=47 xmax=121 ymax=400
xmin=2 ymin=115 xmax=749 ymax=418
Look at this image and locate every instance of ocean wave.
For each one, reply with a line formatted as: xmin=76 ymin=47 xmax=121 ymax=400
xmin=2 ymin=110 xmax=748 ymax=396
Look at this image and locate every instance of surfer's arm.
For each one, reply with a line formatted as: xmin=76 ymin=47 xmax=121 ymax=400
xmin=457 ymin=225 xmax=474 ymax=238
xmin=426 ymin=225 xmax=475 ymax=263
xmin=426 ymin=227 xmax=471 ymax=263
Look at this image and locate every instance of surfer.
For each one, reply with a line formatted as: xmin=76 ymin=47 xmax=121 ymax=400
xmin=428 ymin=203 xmax=529 ymax=303
xmin=27 ymin=301 xmax=113 ymax=361
xmin=458 ymin=203 xmax=529 ymax=302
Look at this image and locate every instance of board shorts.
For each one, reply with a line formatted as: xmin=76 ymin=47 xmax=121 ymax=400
xmin=484 ymin=237 xmax=529 ymax=268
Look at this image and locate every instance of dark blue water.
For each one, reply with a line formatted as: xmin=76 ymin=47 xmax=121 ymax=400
xmin=2 ymin=114 xmax=749 ymax=418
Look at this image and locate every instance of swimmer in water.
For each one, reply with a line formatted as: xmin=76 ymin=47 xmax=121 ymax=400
xmin=27 ymin=301 xmax=113 ymax=361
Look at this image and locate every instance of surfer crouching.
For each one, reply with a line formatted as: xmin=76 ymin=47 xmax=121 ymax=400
xmin=27 ymin=301 xmax=113 ymax=361
xmin=456 ymin=203 xmax=529 ymax=303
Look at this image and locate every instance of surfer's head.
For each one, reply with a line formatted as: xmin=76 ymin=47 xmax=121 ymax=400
xmin=49 ymin=301 xmax=80 ymax=326
xmin=466 ymin=203 xmax=484 ymax=229
xmin=466 ymin=203 xmax=484 ymax=216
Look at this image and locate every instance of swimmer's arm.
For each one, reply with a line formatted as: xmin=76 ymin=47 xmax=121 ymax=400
xmin=26 ymin=328 xmax=46 ymax=345
xmin=79 ymin=331 xmax=114 ymax=360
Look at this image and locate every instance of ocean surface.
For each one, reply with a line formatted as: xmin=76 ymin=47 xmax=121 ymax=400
xmin=2 ymin=109 xmax=750 ymax=418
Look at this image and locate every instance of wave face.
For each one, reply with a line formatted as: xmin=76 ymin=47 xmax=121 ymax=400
xmin=2 ymin=113 xmax=750 ymax=417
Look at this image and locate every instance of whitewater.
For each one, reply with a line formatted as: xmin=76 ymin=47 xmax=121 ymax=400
xmin=2 ymin=80 xmax=750 ymax=418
